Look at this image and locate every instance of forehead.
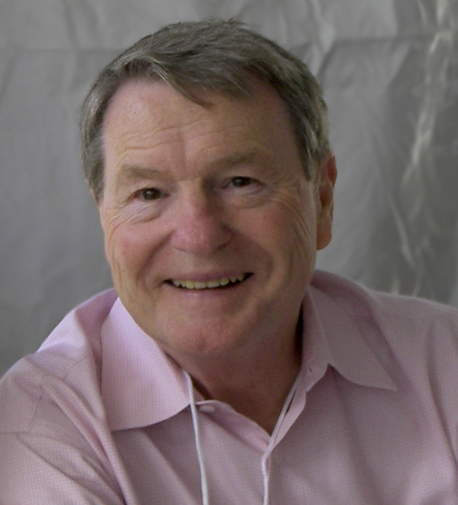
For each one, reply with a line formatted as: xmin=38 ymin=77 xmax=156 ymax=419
xmin=105 ymin=77 xmax=292 ymax=133
xmin=102 ymin=78 xmax=300 ymax=175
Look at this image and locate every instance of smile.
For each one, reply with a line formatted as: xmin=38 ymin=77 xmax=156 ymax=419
xmin=170 ymin=274 xmax=249 ymax=290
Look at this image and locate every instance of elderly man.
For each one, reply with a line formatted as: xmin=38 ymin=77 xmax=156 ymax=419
xmin=1 ymin=19 xmax=457 ymax=504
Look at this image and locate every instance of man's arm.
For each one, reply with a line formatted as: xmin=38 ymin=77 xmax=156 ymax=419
xmin=0 ymin=432 xmax=126 ymax=504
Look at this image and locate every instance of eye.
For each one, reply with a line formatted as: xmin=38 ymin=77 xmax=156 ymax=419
xmin=135 ymin=187 xmax=164 ymax=201
xmin=228 ymin=176 xmax=256 ymax=188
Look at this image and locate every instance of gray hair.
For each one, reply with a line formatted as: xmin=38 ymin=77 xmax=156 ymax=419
xmin=80 ymin=19 xmax=330 ymax=201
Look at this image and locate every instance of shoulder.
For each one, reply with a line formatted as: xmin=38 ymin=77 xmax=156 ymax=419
xmin=311 ymin=269 xmax=458 ymax=329
xmin=0 ymin=289 xmax=118 ymax=434
xmin=311 ymin=270 xmax=458 ymax=393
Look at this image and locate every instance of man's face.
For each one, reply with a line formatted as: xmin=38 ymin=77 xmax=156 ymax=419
xmin=98 ymin=78 xmax=335 ymax=362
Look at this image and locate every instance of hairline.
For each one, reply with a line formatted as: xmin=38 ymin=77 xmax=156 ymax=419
xmin=80 ymin=20 xmax=330 ymax=202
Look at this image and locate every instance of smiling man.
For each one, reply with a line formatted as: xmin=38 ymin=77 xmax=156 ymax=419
xmin=1 ymin=19 xmax=458 ymax=505
xmin=98 ymin=77 xmax=334 ymax=434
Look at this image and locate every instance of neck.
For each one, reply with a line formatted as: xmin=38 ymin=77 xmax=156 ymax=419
xmin=173 ymin=328 xmax=302 ymax=434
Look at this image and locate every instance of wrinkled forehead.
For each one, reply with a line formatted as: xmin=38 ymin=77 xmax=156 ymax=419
xmin=101 ymin=77 xmax=306 ymax=187
xmin=102 ymin=77 xmax=295 ymax=147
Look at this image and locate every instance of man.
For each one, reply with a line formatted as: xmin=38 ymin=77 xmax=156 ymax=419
xmin=1 ymin=19 xmax=457 ymax=504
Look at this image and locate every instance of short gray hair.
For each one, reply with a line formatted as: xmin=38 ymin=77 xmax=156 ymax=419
xmin=80 ymin=19 xmax=330 ymax=201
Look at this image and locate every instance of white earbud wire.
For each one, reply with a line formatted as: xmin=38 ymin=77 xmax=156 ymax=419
xmin=185 ymin=372 xmax=210 ymax=505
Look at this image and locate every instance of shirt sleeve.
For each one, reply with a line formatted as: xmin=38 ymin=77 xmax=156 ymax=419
xmin=0 ymin=353 xmax=129 ymax=504
xmin=0 ymin=431 xmax=126 ymax=504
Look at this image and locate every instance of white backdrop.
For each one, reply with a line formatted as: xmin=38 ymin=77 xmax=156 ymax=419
xmin=1 ymin=0 xmax=457 ymax=377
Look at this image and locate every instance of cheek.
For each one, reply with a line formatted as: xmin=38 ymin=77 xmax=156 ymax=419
xmin=111 ymin=227 xmax=157 ymax=275
xmin=291 ymin=205 xmax=317 ymax=258
xmin=272 ymin=190 xmax=318 ymax=260
xmin=101 ymin=211 xmax=148 ymax=276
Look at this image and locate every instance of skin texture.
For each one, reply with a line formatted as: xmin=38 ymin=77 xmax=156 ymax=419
xmin=98 ymin=78 xmax=336 ymax=432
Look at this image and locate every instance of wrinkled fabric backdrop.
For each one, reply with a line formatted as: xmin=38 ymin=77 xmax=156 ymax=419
xmin=1 ymin=0 xmax=457 ymax=377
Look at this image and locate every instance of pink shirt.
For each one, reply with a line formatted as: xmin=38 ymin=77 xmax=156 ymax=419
xmin=1 ymin=270 xmax=458 ymax=504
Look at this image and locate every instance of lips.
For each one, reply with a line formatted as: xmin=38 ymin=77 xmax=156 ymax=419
xmin=170 ymin=273 xmax=248 ymax=290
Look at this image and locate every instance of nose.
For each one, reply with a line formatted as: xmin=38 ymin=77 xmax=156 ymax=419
xmin=170 ymin=184 xmax=231 ymax=256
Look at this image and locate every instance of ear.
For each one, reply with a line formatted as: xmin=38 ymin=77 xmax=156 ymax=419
xmin=315 ymin=153 xmax=337 ymax=251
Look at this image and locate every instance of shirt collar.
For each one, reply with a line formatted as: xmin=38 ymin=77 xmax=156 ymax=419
xmin=100 ymin=299 xmax=190 ymax=431
xmin=305 ymin=271 xmax=397 ymax=391
xmin=101 ymin=273 xmax=396 ymax=431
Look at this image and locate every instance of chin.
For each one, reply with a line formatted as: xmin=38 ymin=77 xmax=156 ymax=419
xmin=157 ymin=322 xmax=253 ymax=360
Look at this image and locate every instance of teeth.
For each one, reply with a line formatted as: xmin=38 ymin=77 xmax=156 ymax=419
xmin=171 ymin=274 xmax=246 ymax=290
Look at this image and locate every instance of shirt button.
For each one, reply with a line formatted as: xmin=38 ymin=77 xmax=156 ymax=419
xmin=199 ymin=404 xmax=216 ymax=413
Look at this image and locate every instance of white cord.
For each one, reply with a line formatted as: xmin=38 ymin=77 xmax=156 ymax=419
xmin=261 ymin=451 xmax=271 ymax=505
xmin=261 ymin=374 xmax=301 ymax=505
xmin=185 ymin=372 xmax=210 ymax=505
xmin=185 ymin=370 xmax=300 ymax=505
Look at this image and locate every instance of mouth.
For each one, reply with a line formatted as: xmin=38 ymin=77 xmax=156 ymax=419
xmin=168 ymin=273 xmax=251 ymax=290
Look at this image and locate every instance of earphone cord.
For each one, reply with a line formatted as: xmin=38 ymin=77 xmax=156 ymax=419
xmin=185 ymin=370 xmax=300 ymax=505
xmin=185 ymin=372 xmax=210 ymax=505
xmin=261 ymin=374 xmax=300 ymax=505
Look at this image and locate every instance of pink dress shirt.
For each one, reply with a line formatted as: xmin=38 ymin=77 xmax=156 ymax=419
xmin=1 ymin=270 xmax=458 ymax=504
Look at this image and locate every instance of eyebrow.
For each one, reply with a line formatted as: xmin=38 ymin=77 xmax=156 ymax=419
xmin=115 ymin=165 xmax=164 ymax=190
xmin=114 ymin=148 xmax=267 ymax=189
